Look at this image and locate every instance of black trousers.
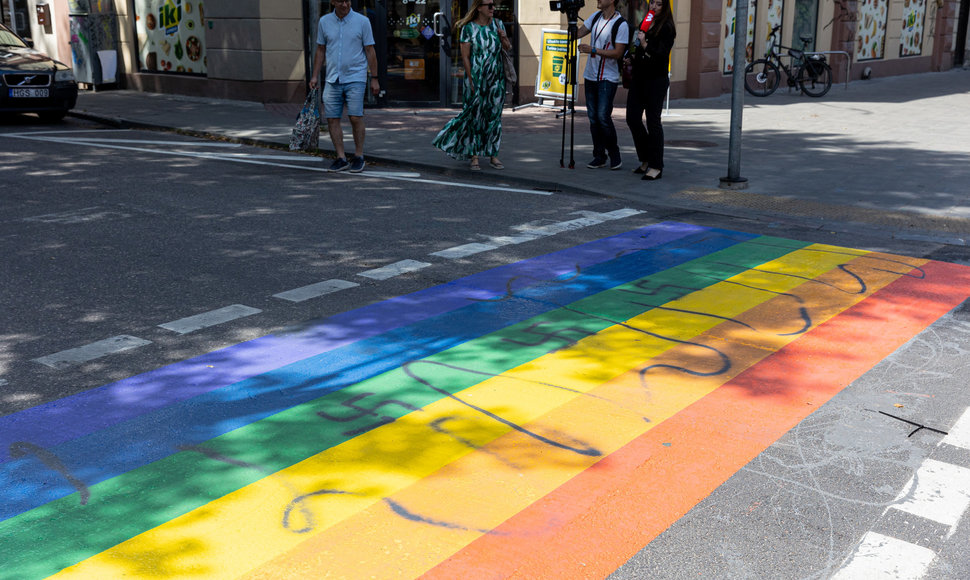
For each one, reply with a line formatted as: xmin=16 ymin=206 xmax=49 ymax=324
xmin=625 ymin=76 xmax=669 ymax=170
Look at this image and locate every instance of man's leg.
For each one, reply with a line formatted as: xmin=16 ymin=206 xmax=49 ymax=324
xmin=349 ymin=116 xmax=365 ymax=158
xmin=598 ymin=80 xmax=621 ymax=168
xmin=322 ymin=82 xmax=351 ymax=171
xmin=585 ymin=81 xmax=606 ymax=167
xmin=328 ymin=117 xmax=346 ymax=159
xmin=345 ymin=82 xmax=368 ymax=173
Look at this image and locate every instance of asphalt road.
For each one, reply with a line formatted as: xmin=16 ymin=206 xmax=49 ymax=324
xmin=2 ymin=117 xmax=970 ymax=579
xmin=1 ymin=118 xmax=647 ymax=412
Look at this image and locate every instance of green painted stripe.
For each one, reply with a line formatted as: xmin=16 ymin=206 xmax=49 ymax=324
xmin=0 ymin=237 xmax=807 ymax=580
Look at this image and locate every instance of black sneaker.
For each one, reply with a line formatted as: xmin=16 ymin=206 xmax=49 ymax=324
xmin=349 ymin=156 xmax=366 ymax=173
xmin=329 ymin=157 xmax=350 ymax=172
xmin=610 ymin=157 xmax=623 ymax=170
xmin=586 ymin=158 xmax=607 ymax=169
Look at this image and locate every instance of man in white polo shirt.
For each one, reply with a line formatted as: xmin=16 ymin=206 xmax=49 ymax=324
xmin=577 ymin=0 xmax=628 ymax=171
xmin=309 ymin=0 xmax=381 ymax=173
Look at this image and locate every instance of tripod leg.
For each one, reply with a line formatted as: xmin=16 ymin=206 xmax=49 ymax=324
xmin=568 ymin=28 xmax=577 ymax=169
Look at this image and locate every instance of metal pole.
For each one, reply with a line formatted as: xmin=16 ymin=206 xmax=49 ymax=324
xmin=720 ymin=0 xmax=749 ymax=189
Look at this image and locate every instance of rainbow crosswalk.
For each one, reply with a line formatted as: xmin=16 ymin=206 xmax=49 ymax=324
xmin=2 ymin=222 xmax=969 ymax=579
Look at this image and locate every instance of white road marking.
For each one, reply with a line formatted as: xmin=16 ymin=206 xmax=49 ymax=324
xmin=2 ymin=129 xmax=135 ymax=135
xmin=158 ymin=305 xmax=263 ymax=334
xmin=485 ymin=233 xmax=544 ymax=245
xmin=4 ymin=134 xmax=552 ymax=195
xmin=941 ymin=407 xmax=970 ymax=450
xmin=273 ymin=279 xmax=359 ymax=303
xmin=514 ymin=216 xmax=612 ymax=237
xmin=891 ymin=458 xmax=970 ymax=530
xmin=20 ymin=206 xmax=130 ymax=224
xmin=431 ymin=243 xmax=499 ymax=259
xmin=430 ymin=209 xmax=646 ymax=259
xmin=52 ymin=138 xmax=242 ymax=147
xmin=832 ymin=532 xmax=936 ymax=580
xmin=32 ymin=336 xmax=152 ymax=369
xmin=358 ymin=259 xmax=431 ymax=280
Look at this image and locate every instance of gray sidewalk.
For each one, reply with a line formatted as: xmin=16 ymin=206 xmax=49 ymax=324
xmin=70 ymin=69 xmax=970 ymax=242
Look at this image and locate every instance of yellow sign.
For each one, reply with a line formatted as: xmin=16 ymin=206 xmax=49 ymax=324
xmin=536 ymin=29 xmax=577 ymax=100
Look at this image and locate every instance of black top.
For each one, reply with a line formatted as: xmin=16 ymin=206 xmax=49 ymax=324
xmin=631 ymin=19 xmax=675 ymax=81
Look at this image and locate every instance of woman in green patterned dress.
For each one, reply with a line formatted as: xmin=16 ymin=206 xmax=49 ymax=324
xmin=432 ymin=0 xmax=511 ymax=170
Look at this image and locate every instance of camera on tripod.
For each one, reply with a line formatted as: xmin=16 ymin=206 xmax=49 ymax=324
xmin=549 ymin=0 xmax=584 ymax=19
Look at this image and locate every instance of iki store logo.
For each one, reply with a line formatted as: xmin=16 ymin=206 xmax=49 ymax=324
xmin=159 ymin=0 xmax=182 ymax=35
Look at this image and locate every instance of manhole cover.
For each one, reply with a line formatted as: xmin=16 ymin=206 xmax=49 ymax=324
xmin=666 ymin=140 xmax=718 ymax=148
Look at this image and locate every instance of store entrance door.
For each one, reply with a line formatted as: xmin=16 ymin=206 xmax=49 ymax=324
xmin=383 ymin=0 xmax=457 ymax=105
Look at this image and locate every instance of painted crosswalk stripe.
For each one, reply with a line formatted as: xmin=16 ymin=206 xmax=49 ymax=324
xmin=158 ymin=305 xmax=262 ymax=334
xmin=432 ymin=209 xmax=647 ymax=257
xmin=891 ymin=458 xmax=970 ymax=530
xmin=430 ymin=243 xmax=499 ymax=259
xmin=942 ymin=407 xmax=970 ymax=450
xmin=32 ymin=336 xmax=152 ymax=369
xmin=272 ymin=279 xmax=359 ymax=302
xmin=832 ymin=532 xmax=937 ymax=579
xmin=358 ymin=259 xmax=431 ymax=280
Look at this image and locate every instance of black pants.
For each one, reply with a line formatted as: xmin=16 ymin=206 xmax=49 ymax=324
xmin=626 ymin=76 xmax=669 ymax=170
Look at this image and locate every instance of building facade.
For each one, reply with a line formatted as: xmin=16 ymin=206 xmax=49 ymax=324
xmin=7 ymin=0 xmax=968 ymax=105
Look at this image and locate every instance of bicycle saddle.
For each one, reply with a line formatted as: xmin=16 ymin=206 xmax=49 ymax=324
xmin=800 ymin=35 xmax=814 ymax=45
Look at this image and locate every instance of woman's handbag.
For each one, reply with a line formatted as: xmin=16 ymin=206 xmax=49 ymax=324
xmin=289 ymin=87 xmax=321 ymax=151
xmin=501 ymin=45 xmax=517 ymax=93
xmin=621 ymin=57 xmax=634 ymax=89
xmin=494 ymin=20 xmax=516 ymax=94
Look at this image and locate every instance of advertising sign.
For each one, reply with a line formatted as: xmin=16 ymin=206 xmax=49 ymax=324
xmin=899 ymin=0 xmax=926 ymax=57
xmin=535 ymin=29 xmax=577 ymax=100
xmin=135 ymin=0 xmax=207 ymax=74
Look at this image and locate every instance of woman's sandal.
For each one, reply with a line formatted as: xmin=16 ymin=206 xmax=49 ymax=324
xmin=489 ymin=158 xmax=505 ymax=170
xmin=470 ymin=158 xmax=482 ymax=171
xmin=633 ymin=163 xmax=648 ymax=175
xmin=641 ymin=169 xmax=663 ymax=181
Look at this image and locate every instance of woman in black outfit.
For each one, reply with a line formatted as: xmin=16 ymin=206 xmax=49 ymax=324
xmin=625 ymin=0 xmax=676 ymax=180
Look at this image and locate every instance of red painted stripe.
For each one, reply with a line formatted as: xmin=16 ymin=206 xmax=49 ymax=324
xmin=422 ymin=260 xmax=970 ymax=580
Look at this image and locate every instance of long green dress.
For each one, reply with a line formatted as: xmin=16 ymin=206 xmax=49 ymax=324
xmin=432 ymin=19 xmax=506 ymax=160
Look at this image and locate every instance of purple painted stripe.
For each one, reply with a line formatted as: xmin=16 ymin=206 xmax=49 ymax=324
xmin=0 ymin=222 xmax=705 ymax=462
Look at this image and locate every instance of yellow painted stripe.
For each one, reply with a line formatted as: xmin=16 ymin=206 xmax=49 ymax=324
xmin=243 ymin=252 xmax=915 ymax=579
xmin=52 ymin=246 xmax=871 ymax=579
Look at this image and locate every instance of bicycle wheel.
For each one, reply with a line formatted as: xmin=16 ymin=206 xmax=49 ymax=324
xmin=744 ymin=59 xmax=780 ymax=97
xmin=797 ymin=59 xmax=833 ymax=97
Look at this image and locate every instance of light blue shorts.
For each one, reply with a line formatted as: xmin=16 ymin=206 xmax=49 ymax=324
xmin=323 ymin=81 xmax=366 ymax=118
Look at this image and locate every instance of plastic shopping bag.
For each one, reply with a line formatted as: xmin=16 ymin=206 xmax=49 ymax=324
xmin=289 ymin=87 xmax=321 ymax=151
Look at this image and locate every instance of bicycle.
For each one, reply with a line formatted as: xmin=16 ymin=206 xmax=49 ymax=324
xmin=744 ymin=25 xmax=833 ymax=98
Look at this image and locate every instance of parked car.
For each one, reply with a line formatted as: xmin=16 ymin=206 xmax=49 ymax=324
xmin=0 ymin=22 xmax=78 ymax=122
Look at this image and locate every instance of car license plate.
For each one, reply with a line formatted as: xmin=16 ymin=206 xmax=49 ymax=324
xmin=9 ymin=88 xmax=49 ymax=98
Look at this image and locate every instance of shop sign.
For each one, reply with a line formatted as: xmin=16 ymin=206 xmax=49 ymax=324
xmin=134 ymin=0 xmax=207 ymax=75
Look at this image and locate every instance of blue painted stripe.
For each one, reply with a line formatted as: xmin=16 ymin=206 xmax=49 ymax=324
xmin=0 ymin=222 xmax=705 ymax=463
xmin=0 ymin=227 xmax=755 ymax=521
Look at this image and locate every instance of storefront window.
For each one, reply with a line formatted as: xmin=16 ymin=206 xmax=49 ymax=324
xmin=899 ymin=0 xmax=926 ymax=56
xmin=723 ymin=0 xmax=756 ymax=73
xmin=134 ymin=0 xmax=207 ymax=74
xmin=792 ymin=0 xmax=817 ymax=52
xmin=855 ymin=0 xmax=888 ymax=61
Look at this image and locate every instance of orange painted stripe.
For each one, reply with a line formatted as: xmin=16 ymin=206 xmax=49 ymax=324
xmin=242 ymin=253 xmax=925 ymax=579
xmin=423 ymin=259 xmax=970 ymax=579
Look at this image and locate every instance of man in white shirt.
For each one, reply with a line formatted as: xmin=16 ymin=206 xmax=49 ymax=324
xmin=577 ymin=0 xmax=629 ymax=170
xmin=309 ymin=0 xmax=381 ymax=173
